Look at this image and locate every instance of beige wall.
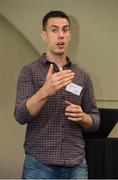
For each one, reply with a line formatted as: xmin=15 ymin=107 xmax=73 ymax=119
xmin=0 ymin=0 xmax=118 ymax=178
xmin=0 ymin=15 xmax=39 ymax=178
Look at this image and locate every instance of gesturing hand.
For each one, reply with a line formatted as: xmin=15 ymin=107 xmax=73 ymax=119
xmin=65 ymin=101 xmax=93 ymax=128
xmin=43 ymin=64 xmax=75 ymax=97
xmin=65 ymin=101 xmax=84 ymax=123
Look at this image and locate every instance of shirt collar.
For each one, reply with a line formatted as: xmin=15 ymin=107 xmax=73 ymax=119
xmin=40 ymin=53 xmax=72 ymax=67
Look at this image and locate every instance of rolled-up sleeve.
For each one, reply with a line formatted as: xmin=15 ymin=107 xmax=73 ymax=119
xmin=14 ymin=66 xmax=35 ymax=124
xmin=82 ymin=72 xmax=100 ymax=132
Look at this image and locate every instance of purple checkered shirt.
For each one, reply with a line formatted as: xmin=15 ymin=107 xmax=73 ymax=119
xmin=14 ymin=53 xmax=100 ymax=166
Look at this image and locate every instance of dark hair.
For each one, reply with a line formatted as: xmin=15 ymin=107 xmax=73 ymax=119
xmin=42 ymin=10 xmax=70 ymax=30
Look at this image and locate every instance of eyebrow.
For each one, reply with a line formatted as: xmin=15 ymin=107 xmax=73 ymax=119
xmin=49 ymin=25 xmax=70 ymax=29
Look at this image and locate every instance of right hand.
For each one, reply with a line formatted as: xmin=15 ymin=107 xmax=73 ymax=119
xmin=42 ymin=64 xmax=75 ymax=97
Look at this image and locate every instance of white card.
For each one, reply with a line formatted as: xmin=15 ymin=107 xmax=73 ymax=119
xmin=65 ymin=83 xmax=83 ymax=96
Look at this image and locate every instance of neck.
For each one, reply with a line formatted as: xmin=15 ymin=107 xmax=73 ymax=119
xmin=46 ymin=51 xmax=67 ymax=68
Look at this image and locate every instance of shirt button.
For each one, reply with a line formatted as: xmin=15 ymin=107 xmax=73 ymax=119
xmin=63 ymin=124 xmax=66 ymax=128
xmin=62 ymin=139 xmax=65 ymax=143
xmin=62 ymin=96 xmax=65 ymax=100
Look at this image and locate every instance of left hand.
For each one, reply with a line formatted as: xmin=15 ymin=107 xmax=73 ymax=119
xmin=65 ymin=101 xmax=84 ymax=123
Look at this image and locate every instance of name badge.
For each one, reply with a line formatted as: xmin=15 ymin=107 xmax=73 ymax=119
xmin=65 ymin=83 xmax=83 ymax=96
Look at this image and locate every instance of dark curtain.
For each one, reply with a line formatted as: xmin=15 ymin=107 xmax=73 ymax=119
xmin=84 ymin=108 xmax=118 ymax=179
xmin=85 ymin=138 xmax=118 ymax=179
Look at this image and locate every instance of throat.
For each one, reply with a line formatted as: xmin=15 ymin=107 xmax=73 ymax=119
xmin=46 ymin=52 xmax=67 ymax=67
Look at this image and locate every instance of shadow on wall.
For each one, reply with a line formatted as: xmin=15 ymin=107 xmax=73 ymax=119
xmin=68 ymin=15 xmax=80 ymax=63
xmin=0 ymin=14 xmax=39 ymax=179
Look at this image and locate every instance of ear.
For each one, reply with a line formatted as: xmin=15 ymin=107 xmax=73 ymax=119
xmin=41 ymin=31 xmax=47 ymax=42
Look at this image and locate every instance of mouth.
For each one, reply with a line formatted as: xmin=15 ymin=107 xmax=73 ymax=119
xmin=56 ymin=42 xmax=65 ymax=49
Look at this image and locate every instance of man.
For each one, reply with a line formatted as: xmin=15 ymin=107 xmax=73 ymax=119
xmin=14 ymin=10 xmax=100 ymax=179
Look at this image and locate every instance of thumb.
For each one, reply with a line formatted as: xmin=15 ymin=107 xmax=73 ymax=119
xmin=47 ymin=64 xmax=53 ymax=78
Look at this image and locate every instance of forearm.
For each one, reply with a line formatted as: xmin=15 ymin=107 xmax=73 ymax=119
xmin=65 ymin=101 xmax=100 ymax=130
xmin=79 ymin=112 xmax=93 ymax=129
xmin=26 ymin=86 xmax=49 ymax=116
xmin=26 ymin=68 xmax=75 ymax=116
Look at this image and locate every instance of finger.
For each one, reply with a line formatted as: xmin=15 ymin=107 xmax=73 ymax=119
xmin=65 ymin=101 xmax=75 ymax=111
xmin=53 ymin=71 xmax=75 ymax=81
xmin=53 ymin=80 xmax=72 ymax=91
xmin=65 ymin=102 xmax=82 ymax=110
xmin=65 ymin=109 xmax=81 ymax=113
xmin=65 ymin=112 xmax=83 ymax=117
xmin=65 ymin=106 xmax=83 ymax=112
xmin=65 ymin=101 xmax=72 ymax=106
xmin=54 ymin=75 xmax=74 ymax=86
xmin=54 ymin=70 xmax=73 ymax=77
xmin=67 ymin=117 xmax=83 ymax=122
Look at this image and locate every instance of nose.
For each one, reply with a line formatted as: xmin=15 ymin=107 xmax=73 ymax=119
xmin=58 ymin=30 xmax=64 ymax=38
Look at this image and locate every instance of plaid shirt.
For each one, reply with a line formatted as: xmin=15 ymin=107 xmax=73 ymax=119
xmin=14 ymin=53 xmax=100 ymax=166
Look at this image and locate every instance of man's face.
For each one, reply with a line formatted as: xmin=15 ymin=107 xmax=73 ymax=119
xmin=41 ymin=17 xmax=71 ymax=55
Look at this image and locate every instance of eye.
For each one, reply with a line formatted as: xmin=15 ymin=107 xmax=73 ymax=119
xmin=63 ymin=27 xmax=70 ymax=33
xmin=50 ymin=28 xmax=58 ymax=33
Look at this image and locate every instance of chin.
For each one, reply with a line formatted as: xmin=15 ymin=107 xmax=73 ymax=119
xmin=56 ymin=50 xmax=65 ymax=55
xmin=56 ymin=52 xmax=65 ymax=56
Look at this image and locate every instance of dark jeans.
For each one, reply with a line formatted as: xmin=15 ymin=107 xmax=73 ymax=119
xmin=22 ymin=154 xmax=88 ymax=179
